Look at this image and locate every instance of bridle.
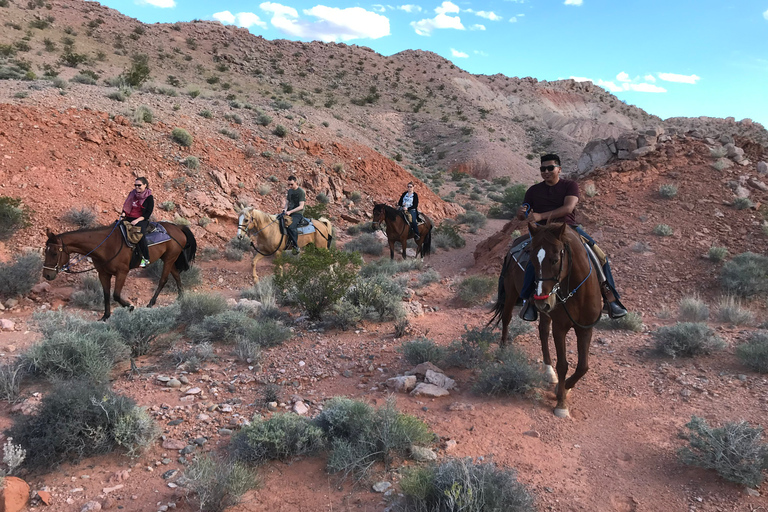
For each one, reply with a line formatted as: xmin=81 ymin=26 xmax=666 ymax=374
xmin=43 ymin=220 xmax=122 ymax=275
xmin=42 ymin=238 xmax=71 ymax=274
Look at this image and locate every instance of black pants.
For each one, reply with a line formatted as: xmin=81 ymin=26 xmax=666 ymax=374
xmin=286 ymin=213 xmax=302 ymax=248
xmin=126 ymin=218 xmax=149 ymax=259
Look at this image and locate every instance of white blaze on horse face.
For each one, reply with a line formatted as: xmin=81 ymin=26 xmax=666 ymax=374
xmin=237 ymin=213 xmax=245 ymax=237
xmin=536 ymin=247 xmax=546 ymax=296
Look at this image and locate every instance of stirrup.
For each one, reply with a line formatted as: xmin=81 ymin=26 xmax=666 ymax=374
xmin=139 ymin=258 xmax=150 ymax=268
xmin=607 ymin=301 xmax=627 ymax=319
xmin=519 ymin=300 xmax=538 ymax=322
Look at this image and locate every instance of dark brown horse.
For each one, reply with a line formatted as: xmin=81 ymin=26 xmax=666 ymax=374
xmin=489 ymin=222 xmax=602 ymax=417
xmin=372 ymin=204 xmax=432 ymax=260
xmin=43 ymin=221 xmax=197 ymax=321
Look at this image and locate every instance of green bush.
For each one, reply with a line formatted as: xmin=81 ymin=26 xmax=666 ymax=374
xmin=679 ymin=416 xmax=768 ymax=488
xmin=6 ymin=381 xmax=154 ymax=469
xmin=133 ymin=105 xmax=153 ymax=124
xmin=456 ymin=210 xmax=487 ymax=232
xmin=0 ymin=251 xmax=42 ymax=298
xmin=328 ymin=300 xmax=363 ymax=331
xmin=343 ymin=233 xmax=383 ymax=256
xmin=653 ymin=322 xmax=726 ymax=358
xmin=176 ymin=293 xmax=228 ymax=328
xmin=474 ymin=346 xmax=542 ymax=396
xmin=62 ymin=206 xmax=97 ymax=228
xmin=715 ymin=296 xmax=754 ymax=325
xmin=171 ymin=127 xmax=193 ymax=147
xmin=653 ymin=224 xmax=673 ymax=236
xmin=0 ymin=196 xmax=31 ymax=239
xmin=273 ymin=124 xmax=287 ymax=137
xmin=732 ymin=197 xmax=753 ymax=210
xmin=113 ymin=406 xmax=159 ymax=457
xmin=183 ymin=155 xmax=200 ymax=170
xmin=443 ymin=326 xmax=497 ymax=369
xmin=303 ymin=203 xmax=327 ymax=220
xmin=241 ymin=276 xmax=277 ymax=310
xmin=345 ymin=274 xmax=405 ymax=322
xmin=736 ymin=332 xmax=768 ymax=373
xmin=255 ymin=112 xmax=272 ymax=126
xmin=659 ymin=184 xmax=678 ymax=199
xmin=433 ymin=224 xmax=465 ymax=250
xmin=70 ymin=276 xmax=103 ymax=310
xmin=122 ymin=53 xmax=150 ymax=87
xmin=359 ymin=258 xmax=422 ymax=278
xmin=0 ymin=360 xmax=25 ymax=403
xmin=708 ymin=246 xmax=728 ymax=262
xmin=415 ymin=268 xmax=440 ymax=288
xmin=274 ymin=246 xmax=361 ymax=320
xmin=187 ymin=310 xmax=258 ymax=344
xmin=108 ymin=305 xmax=178 ymax=357
xmin=400 ymin=458 xmax=536 ymax=512
xmin=400 ymin=337 xmax=443 ymax=365
xmin=231 ymin=413 xmax=324 ymax=465
xmin=488 ymin=184 xmax=527 ymax=216
xmin=457 ymin=275 xmax=496 ymax=306
xmin=596 ymin=311 xmax=644 ymax=332
xmin=186 ymin=455 xmax=257 ymax=512
xmin=721 ymin=252 xmax=768 ymax=297
xmin=678 ymin=296 xmax=709 ymax=321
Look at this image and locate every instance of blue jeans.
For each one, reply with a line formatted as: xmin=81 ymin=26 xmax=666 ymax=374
xmin=407 ymin=208 xmax=419 ymax=235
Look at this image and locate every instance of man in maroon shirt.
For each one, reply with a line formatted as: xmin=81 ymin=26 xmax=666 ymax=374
xmin=516 ymin=154 xmax=627 ymax=321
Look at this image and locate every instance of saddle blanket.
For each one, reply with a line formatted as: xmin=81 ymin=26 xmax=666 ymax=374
xmin=404 ymin=212 xmax=426 ymax=225
xmin=297 ymin=219 xmax=316 ymax=235
xmin=121 ymin=222 xmax=172 ymax=247
xmin=508 ymin=235 xmax=531 ymax=270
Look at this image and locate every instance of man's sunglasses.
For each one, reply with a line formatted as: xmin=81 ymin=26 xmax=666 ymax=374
xmin=539 ymin=165 xmax=559 ymax=173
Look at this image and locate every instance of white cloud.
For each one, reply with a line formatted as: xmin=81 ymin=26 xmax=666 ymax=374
xmin=372 ymin=4 xmax=387 ymax=12
xmin=509 ymin=16 xmax=517 ymax=22
xmin=135 ymin=0 xmax=175 ymax=7
xmin=624 ymin=83 xmax=666 ymax=93
xmin=451 ymin=48 xmax=468 ymax=58
xmin=763 ymin=8 xmax=768 ymax=20
xmin=573 ymin=75 xmax=667 ymax=93
xmin=644 ymin=74 xmax=656 ymax=82
xmin=474 ymin=10 xmax=501 ymax=20
xmin=398 ymin=4 xmax=422 ymax=12
xmin=213 ymin=10 xmax=236 ymax=23
xmin=435 ymin=1 xmax=459 ymax=15
xmin=517 ymin=13 xmax=524 ymax=16
xmin=474 ymin=50 xmax=487 ymax=56
xmin=564 ymin=0 xmax=583 ymax=5
xmin=657 ymin=72 xmax=700 ymax=84
xmin=411 ymin=3 xmax=464 ymax=36
xmin=616 ymin=71 xmax=630 ymax=82
xmin=596 ymin=79 xmax=622 ymax=93
xmin=213 ymin=11 xmax=268 ymax=29
xmin=259 ymin=3 xmax=390 ymax=41
xmin=470 ymin=23 xmax=486 ymax=30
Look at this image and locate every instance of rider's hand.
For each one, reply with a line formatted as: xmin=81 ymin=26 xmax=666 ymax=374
xmin=516 ymin=206 xmax=528 ymax=221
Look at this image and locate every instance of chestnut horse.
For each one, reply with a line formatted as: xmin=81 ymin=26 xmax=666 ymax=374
xmin=489 ymin=222 xmax=602 ymax=417
xmin=43 ymin=222 xmax=197 ymax=321
xmin=236 ymin=207 xmax=333 ymax=282
xmin=372 ymin=204 xmax=432 ymax=260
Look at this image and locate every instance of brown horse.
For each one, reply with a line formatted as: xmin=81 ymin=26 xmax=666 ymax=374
xmin=43 ymin=221 xmax=197 ymax=321
xmin=489 ymin=222 xmax=602 ymax=417
xmin=236 ymin=207 xmax=333 ymax=282
xmin=372 ymin=204 xmax=432 ymax=260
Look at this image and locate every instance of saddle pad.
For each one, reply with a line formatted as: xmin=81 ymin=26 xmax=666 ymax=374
xmin=508 ymin=235 xmax=531 ymax=270
xmin=297 ymin=220 xmax=316 ymax=235
xmin=145 ymin=222 xmax=171 ymax=247
xmin=404 ymin=212 xmax=426 ymax=225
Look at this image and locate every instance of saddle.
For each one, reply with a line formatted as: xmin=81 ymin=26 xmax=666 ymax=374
xmin=120 ymin=221 xmax=171 ymax=248
xmin=403 ymin=211 xmax=425 ymax=225
xmin=279 ymin=215 xmax=316 ymax=237
xmin=506 ymin=228 xmax=608 ymax=273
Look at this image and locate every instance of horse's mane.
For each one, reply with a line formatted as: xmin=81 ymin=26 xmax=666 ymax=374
xmin=248 ymin=208 xmax=277 ymax=223
xmin=532 ymin=222 xmax=578 ymax=246
xmin=61 ymin=223 xmax=118 ymax=235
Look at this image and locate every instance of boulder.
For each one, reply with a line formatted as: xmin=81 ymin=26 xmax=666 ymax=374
xmin=758 ymin=161 xmax=768 ymax=175
xmin=576 ymin=138 xmax=615 ymax=177
xmin=424 ymin=369 xmax=455 ymax=390
xmin=385 ymin=375 xmax=417 ymax=393
xmin=616 ymin=133 xmax=638 ymax=153
xmin=0 ymin=476 xmax=30 ymax=512
xmin=410 ymin=445 xmax=437 ymax=461
xmin=405 ymin=362 xmax=444 ymax=378
xmin=0 ymin=319 xmax=14 ymax=331
xmin=410 ymin=383 xmax=450 ymax=398
xmin=631 ymin=145 xmax=656 ymax=160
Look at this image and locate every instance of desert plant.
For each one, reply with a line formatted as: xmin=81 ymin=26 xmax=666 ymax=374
xmin=721 ymin=252 xmax=768 ymax=298
xmin=0 ymin=196 xmax=31 ymax=240
xmin=257 ymin=183 xmax=271 ymax=196
xmin=659 ymin=184 xmax=678 ymax=199
xmin=0 ymin=251 xmax=42 ymax=298
xmin=199 ymin=109 xmax=213 ymax=119
xmin=679 ymin=296 xmax=709 ymax=321
xmin=122 ymin=53 xmax=150 ymax=87
xmin=708 ymin=246 xmax=728 ymax=262
xmin=712 ymin=159 xmax=730 ymax=171
xmin=273 ymin=124 xmax=287 ymax=137
xmin=597 ymin=311 xmax=644 ymax=332
xmin=133 ymin=105 xmax=153 ymax=124
xmin=255 ymin=112 xmax=272 ymax=126
xmin=70 ymin=276 xmax=103 ymax=310
xmin=343 ymin=233 xmax=383 ymax=256
xmin=219 ymin=128 xmax=239 ymax=140
xmin=231 ymin=413 xmax=324 ymax=465
xmin=399 ymin=458 xmax=535 ymax=512
xmin=414 ymin=268 xmax=440 ymax=288
xmin=456 ymin=210 xmax=487 ymax=232
xmin=652 ymin=224 xmax=673 ymax=236
xmin=736 ymin=332 xmax=768 ymax=373
xmin=345 ymin=274 xmax=405 ymax=322
xmin=679 ymin=416 xmax=768 ymax=488
xmin=328 ymin=300 xmax=364 ymax=331
xmin=186 ymin=455 xmax=257 ymax=512
xmin=175 ymin=293 xmax=228 ymax=328
xmin=0 ymin=360 xmax=25 ymax=403
xmin=186 ymin=310 xmax=258 ymax=344
xmin=732 ymin=197 xmax=753 ymax=210
xmin=172 ymin=127 xmax=193 ymax=147
xmin=443 ymin=326 xmax=496 ymax=369
xmin=172 ymin=342 xmax=215 ymax=372
xmin=433 ymin=224 xmax=465 ymax=250
xmin=113 ymin=406 xmax=159 ymax=458
xmin=715 ymin=296 xmax=754 ymax=325
xmin=62 ymin=206 xmax=97 ymax=228
xmin=161 ymin=201 xmax=176 ymax=212
xmin=653 ymin=322 xmax=726 ymax=358
xmin=400 ymin=337 xmax=443 ymax=365
xmin=583 ymin=183 xmax=598 ymax=197
xmin=457 ymin=275 xmax=496 ymax=306
xmin=183 ymin=155 xmax=200 ymax=169
xmin=108 ymin=305 xmax=178 ymax=357
xmin=198 ymin=247 xmax=220 ymax=262
xmin=474 ymin=346 xmax=542 ymax=396
xmin=241 ymin=276 xmax=277 ymax=311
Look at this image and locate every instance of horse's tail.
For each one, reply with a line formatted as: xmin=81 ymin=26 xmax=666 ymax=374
xmin=175 ymin=226 xmax=197 ymax=272
xmin=488 ymin=254 xmax=512 ymax=327
xmin=422 ymin=224 xmax=432 ymax=258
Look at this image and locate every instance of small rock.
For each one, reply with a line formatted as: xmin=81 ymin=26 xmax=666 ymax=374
xmin=179 ymin=375 xmax=190 ymax=385
xmin=385 ymin=375 xmax=417 ymax=393
xmin=267 ymin=402 xmax=278 ymax=411
xmin=0 ymin=319 xmax=15 ymax=331
xmin=218 ymin=428 xmax=233 ymax=436
xmin=80 ymin=501 xmax=102 ymax=512
xmin=410 ymin=383 xmax=450 ymax=398
xmin=194 ymin=437 xmax=207 ymax=446
xmin=37 ymin=490 xmax=52 ymax=505
xmin=445 ymin=439 xmax=458 ymax=452
xmin=425 ymin=369 xmax=456 ymax=390
xmin=5 ymin=298 xmax=18 ymax=308
xmin=157 ymin=376 xmax=171 ymax=383
xmin=1 ymin=477 xmax=30 ymax=511
xmin=102 ymin=484 xmax=123 ymax=494
xmin=180 ymin=445 xmax=196 ymax=455
xmin=745 ymin=488 xmax=760 ymax=497
xmin=162 ymin=470 xmax=179 ymax=480
xmin=101 ymin=496 xmax=116 ymax=510
xmin=523 ymin=430 xmax=540 ymax=438
xmin=410 ymin=445 xmax=437 ymax=462
xmin=162 ymin=439 xmax=186 ymax=450
xmin=342 ymin=370 xmax=353 ymax=378
xmin=406 ymin=362 xmax=444 ymax=378
xmin=162 ymin=458 xmax=172 ymax=465
xmin=447 ymin=402 xmax=475 ymax=411
xmin=185 ymin=387 xmax=202 ymax=395
xmin=197 ymin=414 xmax=210 ymax=421
xmin=372 ymin=481 xmax=392 ymax=493
xmin=31 ymin=282 xmax=51 ymax=294
xmin=168 ymin=419 xmax=183 ymax=426
xmin=758 ymin=161 xmax=768 ymax=175
xmin=293 ymin=401 xmax=309 ymax=415
xmin=166 ymin=379 xmax=181 ymax=389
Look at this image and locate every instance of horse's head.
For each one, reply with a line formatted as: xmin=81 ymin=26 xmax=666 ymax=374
xmin=42 ymin=228 xmax=69 ymax=280
xmin=372 ymin=204 xmax=386 ymax=224
xmin=237 ymin=207 xmax=253 ymax=239
xmin=529 ymin=222 xmax=570 ymax=314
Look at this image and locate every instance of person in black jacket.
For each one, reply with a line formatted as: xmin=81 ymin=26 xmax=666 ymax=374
xmin=397 ymin=181 xmax=420 ymax=240
xmin=120 ymin=176 xmax=154 ymax=267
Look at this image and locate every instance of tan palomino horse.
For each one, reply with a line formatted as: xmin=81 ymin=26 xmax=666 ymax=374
xmin=236 ymin=207 xmax=333 ymax=282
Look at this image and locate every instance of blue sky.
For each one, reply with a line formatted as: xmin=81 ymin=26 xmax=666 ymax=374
xmin=100 ymin=0 xmax=768 ymax=126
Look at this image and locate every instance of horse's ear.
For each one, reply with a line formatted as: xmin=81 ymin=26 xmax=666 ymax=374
xmin=46 ymin=228 xmax=56 ymax=242
xmin=558 ymin=223 xmax=568 ymax=238
xmin=528 ymin=222 xmax=538 ymax=236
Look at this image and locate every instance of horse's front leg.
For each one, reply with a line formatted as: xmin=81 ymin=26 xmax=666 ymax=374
xmin=113 ymin=270 xmax=134 ymax=311
xmin=499 ymin=280 xmax=519 ymax=348
xmin=564 ymin=327 xmax=593 ymax=392
xmin=539 ymin=314 xmax=557 ymax=384
xmin=251 ymin=253 xmax=265 ymax=283
xmin=388 ymin=239 xmax=395 ymax=260
xmin=401 ymin=237 xmax=407 ymax=259
xmin=97 ymin=271 xmax=113 ymax=321
xmin=551 ymin=321 xmax=571 ymax=418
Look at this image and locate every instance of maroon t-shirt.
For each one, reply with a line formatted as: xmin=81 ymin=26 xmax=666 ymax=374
xmin=523 ymin=179 xmax=579 ymax=225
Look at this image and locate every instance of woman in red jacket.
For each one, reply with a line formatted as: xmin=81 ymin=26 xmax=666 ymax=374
xmin=120 ymin=176 xmax=154 ymax=267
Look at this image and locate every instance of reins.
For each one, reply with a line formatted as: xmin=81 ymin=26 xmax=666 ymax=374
xmin=44 ymin=220 xmax=122 ymax=274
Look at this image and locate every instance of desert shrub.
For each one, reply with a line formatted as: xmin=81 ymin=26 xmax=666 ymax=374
xmin=715 ymin=296 xmax=754 ymax=325
xmin=234 ymin=337 xmax=262 ymax=364
xmin=732 ymin=197 xmax=753 ymax=210
xmin=328 ymin=300 xmax=363 ymax=331
xmin=173 ymin=215 xmax=190 ymax=227
xmin=679 ymin=416 xmax=768 ymax=488
xmin=399 ymin=458 xmax=535 ymax=512
xmin=414 ymin=268 xmax=440 ymax=288
xmin=176 ymin=293 xmax=228 ymax=328
xmin=659 ymin=184 xmax=678 ymax=199
xmin=255 ymin=112 xmax=272 ymax=126
xmin=122 ymin=53 xmax=150 ymax=87
xmin=198 ymin=246 xmax=220 ymax=262
xmin=653 ymin=322 xmax=726 ymax=358
xmin=721 ymin=252 xmax=768 ymax=297
xmin=303 ymin=203 xmax=327 ymax=220
xmin=247 ymin=318 xmax=291 ymax=348
xmin=457 ymin=275 xmax=496 ymax=306
xmin=172 ymin=343 xmax=215 ymax=372
xmin=257 ymin=183 xmax=271 ymax=196
xmin=359 ymin=258 xmax=420 ymax=278
xmin=70 ymin=72 xmax=96 ymax=85
xmin=133 ymin=105 xmax=153 ymax=124
xmin=199 ymin=109 xmax=213 ymax=119
xmin=160 ymin=200 xmax=176 ymax=212
xmin=597 ymin=311 xmax=644 ymax=332
xmin=106 ymin=90 xmax=128 ymax=102
xmin=0 ymin=196 xmax=31 ymax=240
xmin=186 ymin=310 xmax=257 ymax=344
xmin=708 ymin=246 xmax=728 ymax=262
xmin=345 ymin=274 xmax=405 ymax=321
xmin=0 ymin=360 xmax=25 ymax=403
xmin=113 ymin=406 xmax=159 ymax=457
xmin=274 ymin=246 xmax=361 ymax=320
xmin=224 ymin=246 xmax=244 ymax=261
xmin=143 ymin=260 xmax=202 ymax=293
xmin=443 ymin=326 xmax=496 ymax=369
xmin=343 ymin=233 xmax=383 ymax=256
xmin=474 ymin=346 xmax=542 ymax=396
xmin=653 ymin=224 xmax=673 ymax=236
xmin=456 ymin=210 xmax=487 ymax=232
xmin=229 ymin=235 xmax=252 ymax=252
xmin=0 ymin=251 xmax=42 ymax=298
xmin=62 ymin=206 xmax=97 ymax=228
xmin=488 ymin=184 xmax=527 ymax=216
xmin=241 ymin=276 xmax=277 ymax=310
xmin=70 ymin=276 xmax=103 ymax=310
xmin=400 ymin=337 xmax=443 ymax=365
xmin=583 ymin=183 xmax=598 ymax=197
xmin=347 ymin=222 xmax=377 ymax=236
xmin=712 ymin=158 xmax=731 ymax=171
xmin=183 ymin=155 xmax=200 ymax=169
xmin=108 ymin=305 xmax=178 ymax=357
xmin=736 ymin=332 xmax=768 ymax=373
xmin=433 ymin=224 xmax=465 ymax=250
xmin=219 ymin=128 xmax=239 ymax=140
xmin=6 ymin=381 xmax=152 ymax=469
xmin=231 ymin=413 xmax=324 ymax=465
xmin=186 ymin=455 xmax=257 ymax=512
xmin=273 ymin=124 xmax=287 ymax=138
xmin=678 ymin=296 xmax=709 ymax=321
xmin=171 ymin=127 xmax=193 ymax=147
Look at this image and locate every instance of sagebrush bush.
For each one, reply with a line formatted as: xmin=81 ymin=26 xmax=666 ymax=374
xmin=736 ymin=332 xmax=768 ymax=373
xmin=113 ymin=406 xmax=159 ymax=458
xmin=400 ymin=337 xmax=443 ymax=365
xmin=176 ymin=293 xmax=228 ymax=328
xmin=715 ymin=296 xmax=754 ymax=325
xmin=171 ymin=127 xmax=193 ymax=147
xmin=274 ymin=246 xmax=361 ymax=320
xmin=62 ymin=207 xmax=97 ymax=228
xmin=144 ymin=261 xmax=202 ymax=293
xmin=399 ymin=458 xmax=536 ymax=512
xmin=708 ymin=246 xmax=728 ymax=262
xmin=108 ymin=305 xmax=178 ymax=356
xmin=345 ymin=274 xmax=405 ymax=321
xmin=328 ymin=300 xmax=363 ymax=331
xmin=257 ymin=183 xmax=271 ymax=196
xmin=183 ymin=155 xmax=200 ymax=169
xmin=224 ymin=246 xmax=244 ymax=261
xmin=359 ymin=258 xmax=422 ymax=278
xmin=474 ymin=346 xmax=542 ymax=395
xmin=457 ymin=275 xmax=496 ymax=306
xmin=0 ymin=251 xmax=42 ymax=298
xmin=241 ymin=276 xmax=277 ymax=310
xmin=489 ymin=184 xmax=527 ymax=216
xmin=597 ymin=311 xmax=644 ymax=332
xmin=172 ymin=342 xmax=215 ymax=372
xmin=678 ymin=296 xmax=709 ymax=321
xmin=443 ymin=326 xmax=496 ymax=369
xmin=414 ymin=268 xmax=440 ymax=288
xmin=456 ymin=210 xmax=487 ymax=232
xmin=653 ymin=224 xmax=673 ymax=236
xmin=186 ymin=310 xmax=257 ymax=344
xmin=273 ymin=124 xmax=287 ymax=137
xmin=6 ymin=381 xmax=151 ymax=469
xmin=133 ymin=104 xmax=153 ymax=124
xmin=231 ymin=413 xmax=324 ymax=465
xmin=343 ymin=233 xmax=383 ymax=256
xmin=186 ymin=455 xmax=257 ymax=512
xmin=69 ymin=276 xmax=103 ymax=310
xmin=433 ymin=224 xmax=465 ymax=250
xmin=659 ymin=184 xmax=678 ymax=199
xmin=732 ymin=197 xmax=753 ymax=210
xmin=161 ymin=200 xmax=176 ymax=212
xmin=347 ymin=221 xmax=377 ymax=236
xmin=679 ymin=416 xmax=768 ymax=488
xmin=653 ymin=322 xmax=726 ymax=358
xmin=721 ymin=252 xmax=768 ymax=298
xmin=0 ymin=360 xmax=25 ymax=403
xmin=583 ymin=183 xmax=598 ymax=197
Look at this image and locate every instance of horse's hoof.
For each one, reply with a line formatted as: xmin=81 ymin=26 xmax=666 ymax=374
xmin=128 ymin=305 xmax=135 ymax=312
xmin=554 ymin=407 xmax=570 ymax=418
xmin=543 ymin=364 xmax=558 ymax=384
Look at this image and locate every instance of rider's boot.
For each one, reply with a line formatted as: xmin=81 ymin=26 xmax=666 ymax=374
xmin=519 ymin=299 xmax=538 ymax=322
xmin=601 ymin=283 xmax=627 ymax=319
